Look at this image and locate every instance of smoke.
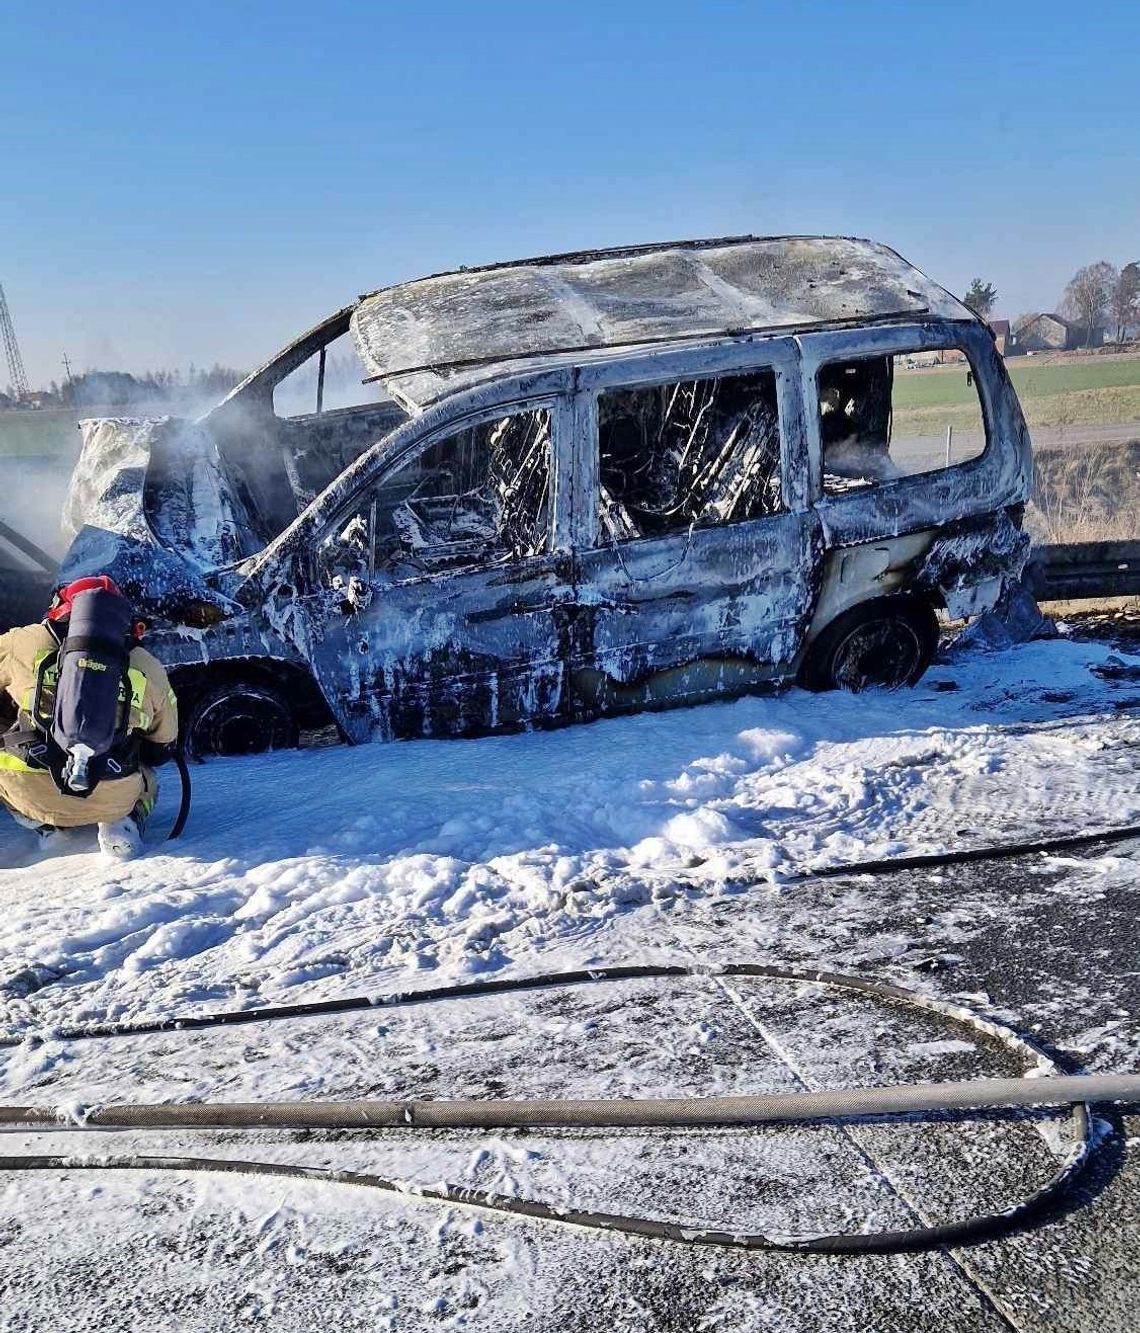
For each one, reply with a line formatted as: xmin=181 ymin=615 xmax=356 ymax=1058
xmin=0 ymin=328 xmax=397 ymax=574
xmin=0 ymin=384 xmax=239 ymax=568
xmin=1 ymin=455 xmax=71 ymax=564
xmin=0 ymin=408 xmax=88 ymax=563
xmin=272 ymin=341 xmax=390 ymax=417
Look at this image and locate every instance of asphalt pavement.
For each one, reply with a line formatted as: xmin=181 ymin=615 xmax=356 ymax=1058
xmin=2 ymin=834 xmax=1138 ymax=1332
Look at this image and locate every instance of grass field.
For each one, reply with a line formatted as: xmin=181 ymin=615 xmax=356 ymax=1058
xmin=896 ymin=354 xmax=1140 ymax=407
xmin=0 ymin=398 xmax=194 ymax=458
xmin=893 ymin=353 xmax=1140 ymax=433
xmin=0 ymin=408 xmax=88 ymax=458
xmin=1028 ymin=440 xmax=1140 ymax=543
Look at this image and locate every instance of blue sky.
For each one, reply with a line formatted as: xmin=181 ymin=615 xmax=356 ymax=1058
xmin=2 ymin=0 xmax=1137 ymax=386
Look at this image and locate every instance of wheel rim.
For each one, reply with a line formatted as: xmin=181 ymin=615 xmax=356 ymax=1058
xmin=831 ymin=617 xmax=923 ymax=692
xmin=187 ymin=688 xmax=295 ymax=758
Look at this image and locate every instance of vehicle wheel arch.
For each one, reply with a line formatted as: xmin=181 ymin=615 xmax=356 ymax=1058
xmin=169 ymin=658 xmax=339 ymax=757
xmin=796 ymin=594 xmax=940 ymax=693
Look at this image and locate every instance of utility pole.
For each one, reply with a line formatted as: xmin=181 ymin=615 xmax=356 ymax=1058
xmin=0 ymin=282 xmax=30 ymax=401
xmin=62 ymin=352 xmax=73 ymax=384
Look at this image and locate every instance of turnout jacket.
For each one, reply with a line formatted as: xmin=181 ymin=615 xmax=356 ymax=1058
xmin=0 ymin=623 xmax=178 ymax=827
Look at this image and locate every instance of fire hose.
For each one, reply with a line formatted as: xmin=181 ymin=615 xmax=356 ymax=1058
xmin=167 ymin=748 xmax=192 ymax=840
xmin=2 ymin=962 xmax=1139 ymax=1253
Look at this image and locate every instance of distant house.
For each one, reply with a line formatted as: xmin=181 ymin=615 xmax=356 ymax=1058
xmin=987 ymin=319 xmax=1011 ymax=355
xmin=1012 ymin=313 xmax=1103 ymax=352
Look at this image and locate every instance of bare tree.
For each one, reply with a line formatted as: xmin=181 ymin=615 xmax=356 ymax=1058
xmin=1110 ymin=262 xmax=1140 ymax=342
xmin=1061 ymin=262 xmax=1117 ymax=345
xmin=963 ymin=278 xmax=998 ymax=319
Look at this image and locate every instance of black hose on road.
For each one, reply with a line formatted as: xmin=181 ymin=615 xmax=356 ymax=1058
xmin=6 ymin=814 xmax=1140 ymax=1051
xmin=808 ymin=820 xmax=1140 ymax=880
xmin=2 ymin=963 xmax=1134 ymax=1254
xmin=166 ymin=749 xmax=191 ymax=841
xmin=4 ymin=820 xmax=1140 ymax=1252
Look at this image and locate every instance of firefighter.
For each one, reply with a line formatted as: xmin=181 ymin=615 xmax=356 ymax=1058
xmin=0 ymin=576 xmax=178 ymax=858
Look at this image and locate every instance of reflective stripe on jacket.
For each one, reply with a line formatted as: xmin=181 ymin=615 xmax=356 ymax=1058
xmin=0 ymin=623 xmax=178 ymax=827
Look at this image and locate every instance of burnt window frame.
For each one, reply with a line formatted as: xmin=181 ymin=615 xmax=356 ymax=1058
xmin=801 ymin=324 xmax=996 ymax=507
xmin=571 ymin=337 xmax=807 ymax=551
xmin=308 ymin=392 xmax=567 ymax=591
xmin=271 ymin=327 xmax=395 ymax=422
xmin=211 ymin=306 xmax=355 ymax=424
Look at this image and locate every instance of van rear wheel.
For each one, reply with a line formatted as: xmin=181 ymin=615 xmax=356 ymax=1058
xmin=183 ymin=682 xmax=300 ymax=759
xmin=800 ymin=598 xmax=939 ymax=693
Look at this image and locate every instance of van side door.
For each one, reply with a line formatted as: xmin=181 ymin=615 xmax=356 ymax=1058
xmin=286 ymin=391 xmax=575 ymax=741
xmin=568 ymin=340 xmax=824 ymax=715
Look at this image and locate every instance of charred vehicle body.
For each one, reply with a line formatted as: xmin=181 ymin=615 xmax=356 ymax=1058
xmin=60 ymin=236 xmax=1033 ymax=756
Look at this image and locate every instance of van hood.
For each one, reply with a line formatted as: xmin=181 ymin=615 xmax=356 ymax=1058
xmin=60 ymin=416 xmax=248 ymax=620
xmin=64 ymin=416 xmax=252 ymax=565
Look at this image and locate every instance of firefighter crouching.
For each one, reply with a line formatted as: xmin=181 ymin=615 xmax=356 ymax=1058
xmin=0 ymin=576 xmax=178 ymax=858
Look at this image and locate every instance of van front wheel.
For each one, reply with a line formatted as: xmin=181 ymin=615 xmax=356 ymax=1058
xmin=799 ymin=598 xmax=939 ymax=693
xmin=182 ymin=682 xmax=300 ymax=759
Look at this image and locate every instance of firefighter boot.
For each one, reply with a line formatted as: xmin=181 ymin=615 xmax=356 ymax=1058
xmin=98 ymin=802 xmax=147 ymax=859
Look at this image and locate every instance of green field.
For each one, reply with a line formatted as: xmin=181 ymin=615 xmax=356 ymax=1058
xmin=0 ymin=408 xmax=88 ymax=457
xmin=0 ymin=399 xmax=179 ymax=458
xmin=894 ymin=354 xmax=1140 ymax=432
xmin=1007 ymin=356 xmax=1140 ymax=398
xmin=895 ymin=354 xmax=1140 ymax=408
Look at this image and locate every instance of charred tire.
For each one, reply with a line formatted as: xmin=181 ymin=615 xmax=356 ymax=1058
xmin=799 ymin=597 xmax=939 ymax=693
xmin=183 ymin=683 xmax=300 ymax=759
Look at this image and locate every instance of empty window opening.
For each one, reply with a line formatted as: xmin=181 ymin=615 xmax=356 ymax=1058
xmin=215 ymin=330 xmax=409 ymax=548
xmin=274 ymin=331 xmax=391 ymax=419
xmin=597 ymin=369 xmax=783 ymax=543
xmin=818 ymin=353 xmax=987 ymax=496
xmin=319 ymin=409 xmax=552 ymax=588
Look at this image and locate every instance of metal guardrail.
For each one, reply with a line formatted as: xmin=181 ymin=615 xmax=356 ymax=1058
xmin=0 ymin=518 xmax=57 ymax=574
xmin=1030 ymin=540 xmax=1140 ymax=602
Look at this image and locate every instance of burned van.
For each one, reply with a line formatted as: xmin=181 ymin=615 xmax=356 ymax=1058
xmin=60 ymin=236 xmax=1032 ymax=755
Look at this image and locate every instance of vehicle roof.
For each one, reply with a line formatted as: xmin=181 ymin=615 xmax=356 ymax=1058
xmin=350 ymin=235 xmax=973 ymax=409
